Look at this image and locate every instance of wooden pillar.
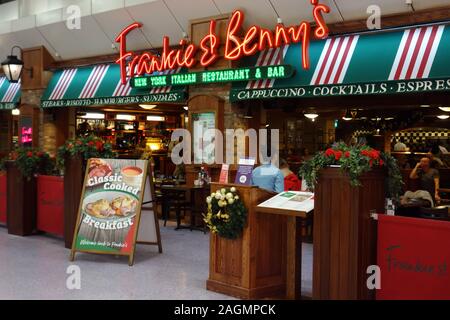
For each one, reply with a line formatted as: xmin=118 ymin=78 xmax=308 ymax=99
xmin=313 ymin=168 xmax=385 ymax=300
xmin=63 ymin=156 xmax=83 ymax=248
xmin=5 ymin=161 xmax=37 ymax=236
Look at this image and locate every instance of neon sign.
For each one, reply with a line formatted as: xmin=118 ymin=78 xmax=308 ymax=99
xmin=21 ymin=127 xmax=32 ymax=144
xmin=131 ymin=65 xmax=294 ymax=88
xmin=115 ymin=0 xmax=330 ymax=85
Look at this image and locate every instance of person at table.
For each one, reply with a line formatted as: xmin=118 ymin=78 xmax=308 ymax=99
xmin=280 ymin=159 xmax=301 ymax=191
xmin=251 ymin=158 xmax=284 ymax=193
xmin=409 ymin=157 xmax=441 ymax=204
xmin=429 ymin=144 xmax=445 ymax=168
xmin=394 ymin=138 xmax=408 ymax=152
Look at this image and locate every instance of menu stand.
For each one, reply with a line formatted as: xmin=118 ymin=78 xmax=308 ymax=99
xmin=207 ymin=183 xmax=287 ymax=299
xmin=256 ymin=206 xmax=311 ymax=300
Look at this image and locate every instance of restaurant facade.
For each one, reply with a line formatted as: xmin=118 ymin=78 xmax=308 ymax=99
xmin=1 ymin=0 xmax=450 ymax=301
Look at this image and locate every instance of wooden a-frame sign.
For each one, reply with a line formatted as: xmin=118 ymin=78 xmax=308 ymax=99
xmin=69 ymin=159 xmax=162 ymax=266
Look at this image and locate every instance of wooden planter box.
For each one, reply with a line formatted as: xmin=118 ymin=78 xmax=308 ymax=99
xmin=0 ymin=172 xmax=6 ymax=225
xmin=313 ymin=167 xmax=385 ymax=300
xmin=37 ymin=175 xmax=64 ymax=237
xmin=5 ymin=161 xmax=37 ymax=236
xmin=63 ymin=156 xmax=84 ymax=248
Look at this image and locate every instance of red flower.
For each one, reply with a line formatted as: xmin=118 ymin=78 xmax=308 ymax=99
xmin=334 ymin=150 xmax=343 ymax=161
xmin=325 ymin=148 xmax=335 ymax=157
xmin=370 ymin=150 xmax=380 ymax=160
xmin=67 ymin=143 xmax=73 ymax=150
xmin=76 ymin=140 xmax=83 ymax=145
xmin=369 ymin=159 xmax=373 ymax=168
xmin=344 ymin=151 xmax=351 ymax=158
xmin=361 ymin=149 xmax=370 ymax=157
xmin=96 ymin=141 xmax=104 ymax=152
xmin=88 ymin=141 xmax=95 ymax=147
xmin=379 ymin=159 xmax=384 ymax=166
xmin=26 ymin=151 xmax=33 ymax=157
xmin=37 ymin=152 xmax=44 ymax=157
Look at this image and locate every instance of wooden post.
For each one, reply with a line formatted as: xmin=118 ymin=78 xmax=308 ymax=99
xmin=5 ymin=161 xmax=37 ymax=236
xmin=313 ymin=168 xmax=385 ymax=300
xmin=63 ymin=156 xmax=84 ymax=249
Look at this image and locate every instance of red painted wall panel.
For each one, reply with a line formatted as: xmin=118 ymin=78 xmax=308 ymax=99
xmin=37 ymin=175 xmax=64 ymax=237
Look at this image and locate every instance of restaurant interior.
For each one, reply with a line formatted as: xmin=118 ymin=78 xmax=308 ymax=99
xmin=73 ymin=102 xmax=188 ymax=177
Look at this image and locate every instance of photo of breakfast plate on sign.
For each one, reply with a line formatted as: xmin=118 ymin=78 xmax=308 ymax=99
xmin=84 ymin=192 xmax=138 ymax=219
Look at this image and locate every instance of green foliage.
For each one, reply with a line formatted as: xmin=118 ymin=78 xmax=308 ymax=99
xmin=204 ymin=187 xmax=247 ymax=239
xmin=299 ymin=142 xmax=403 ymax=199
xmin=57 ymin=135 xmax=115 ymax=171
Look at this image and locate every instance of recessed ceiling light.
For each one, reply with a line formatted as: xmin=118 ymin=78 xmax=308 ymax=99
xmin=420 ymin=104 xmax=431 ymax=108
xmin=147 ymin=115 xmax=165 ymax=122
xmin=439 ymin=107 xmax=450 ymax=112
xmin=183 ymin=106 xmax=189 ymax=111
xmin=437 ymin=115 xmax=450 ymax=120
xmin=116 ymin=114 xmax=136 ymax=121
xmin=81 ymin=113 xmax=104 ymax=119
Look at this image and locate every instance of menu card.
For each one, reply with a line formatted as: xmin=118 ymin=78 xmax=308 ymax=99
xmin=234 ymin=158 xmax=255 ymax=185
xmin=257 ymin=191 xmax=314 ymax=213
xmin=219 ymin=164 xmax=229 ymax=184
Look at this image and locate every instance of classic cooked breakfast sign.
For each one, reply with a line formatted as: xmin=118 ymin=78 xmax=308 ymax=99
xmin=115 ymin=0 xmax=330 ymax=85
xmin=70 ymin=159 xmax=148 ymax=265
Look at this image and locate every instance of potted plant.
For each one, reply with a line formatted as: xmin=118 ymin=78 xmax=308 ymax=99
xmin=4 ymin=148 xmax=54 ymax=236
xmin=299 ymin=143 xmax=403 ymax=300
xmin=299 ymin=142 xmax=403 ymax=198
xmin=56 ymin=135 xmax=115 ymax=248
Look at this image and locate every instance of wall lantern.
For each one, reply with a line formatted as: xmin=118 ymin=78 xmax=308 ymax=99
xmin=1 ymin=46 xmax=33 ymax=83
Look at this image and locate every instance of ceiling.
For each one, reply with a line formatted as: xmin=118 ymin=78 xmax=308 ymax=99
xmin=0 ymin=0 xmax=449 ymax=63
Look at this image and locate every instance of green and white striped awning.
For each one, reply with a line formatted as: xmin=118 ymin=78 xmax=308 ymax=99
xmin=0 ymin=77 xmax=21 ymax=110
xmin=41 ymin=64 xmax=187 ymax=108
xmin=231 ymin=23 xmax=450 ymax=102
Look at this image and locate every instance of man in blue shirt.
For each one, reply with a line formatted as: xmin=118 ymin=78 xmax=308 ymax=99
xmin=251 ymin=161 xmax=284 ymax=193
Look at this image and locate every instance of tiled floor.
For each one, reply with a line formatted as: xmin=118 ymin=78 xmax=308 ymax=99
xmin=0 ymin=218 xmax=313 ymax=300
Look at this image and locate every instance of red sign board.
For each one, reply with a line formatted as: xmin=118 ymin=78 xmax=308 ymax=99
xmin=115 ymin=0 xmax=330 ymax=84
xmin=37 ymin=175 xmax=64 ymax=237
xmin=377 ymin=214 xmax=450 ymax=300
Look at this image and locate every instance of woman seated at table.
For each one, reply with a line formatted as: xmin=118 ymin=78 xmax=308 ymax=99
xmin=280 ymin=159 xmax=301 ymax=191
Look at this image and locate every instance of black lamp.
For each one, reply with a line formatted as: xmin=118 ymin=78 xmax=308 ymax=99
xmin=2 ymin=46 xmax=28 ymax=83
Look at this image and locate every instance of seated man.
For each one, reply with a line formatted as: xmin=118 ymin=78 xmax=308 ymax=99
xmin=251 ymin=159 xmax=284 ymax=193
xmin=409 ymin=157 xmax=441 ymax=204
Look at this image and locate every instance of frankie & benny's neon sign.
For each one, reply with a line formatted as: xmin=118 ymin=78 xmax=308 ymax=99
xmin=115 ymin=0 xmax=330 ymax=85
